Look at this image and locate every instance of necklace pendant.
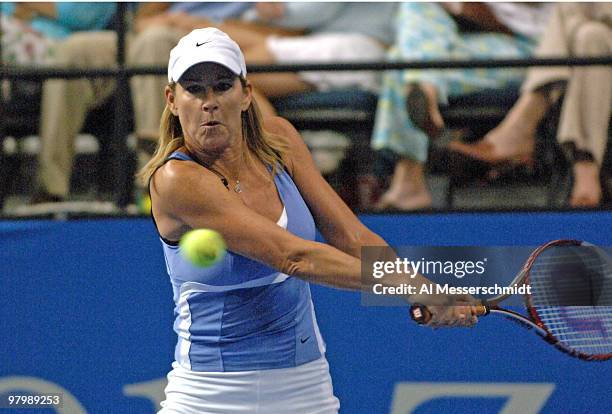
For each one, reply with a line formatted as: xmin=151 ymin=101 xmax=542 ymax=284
xmin=234 ymin=181 xmax=242 ymax=193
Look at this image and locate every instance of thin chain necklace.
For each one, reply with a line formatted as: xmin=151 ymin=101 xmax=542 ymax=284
xmin=186 ymin=149 xmax=242 ymax=193
xmin=214 ymin=171 xmax=242 ymax=193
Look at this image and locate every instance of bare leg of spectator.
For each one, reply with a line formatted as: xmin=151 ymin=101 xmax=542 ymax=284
xmin=242 ymin=41 xmax=312 ymax=98
xmin=571 ymin=162 xmax=603 ymax=208
xmin=559 ymin=22 xmax=612 ymax=208
xmin=236 ymin=39 xmax=312 ymax=122
xmin=480 ymin=91 xmax=544 ymax=159
xmin=208 ymin=20 xmax=309 ymax=100
xmin=375 ymin=158 xmax=432 ymax=211
xmin=218 ymin=19 xmax=303 ymax=52
xmin=447 ymin=3 xmax=570 ymax=168
xmin=448 ymin=90 xmax=550 ymax=166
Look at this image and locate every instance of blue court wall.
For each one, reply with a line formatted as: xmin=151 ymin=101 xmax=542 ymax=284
xmin=0 ymin=212 xmax=610 ymax=413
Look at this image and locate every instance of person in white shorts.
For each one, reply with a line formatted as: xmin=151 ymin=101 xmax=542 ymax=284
xmin=219 ymin=2 xmax=398 ymax=115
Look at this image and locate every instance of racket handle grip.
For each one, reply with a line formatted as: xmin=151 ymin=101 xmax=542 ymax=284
xmin=409 ymin=303 xmax=490 ymax=325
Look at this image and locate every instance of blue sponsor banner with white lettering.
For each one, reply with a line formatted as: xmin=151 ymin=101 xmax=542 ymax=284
xmin=1 ymin=212 xmax=610 ymax=413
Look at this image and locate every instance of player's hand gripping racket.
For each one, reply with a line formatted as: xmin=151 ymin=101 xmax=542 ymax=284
xmin=410 ymin=240 xmax=612 ymax=361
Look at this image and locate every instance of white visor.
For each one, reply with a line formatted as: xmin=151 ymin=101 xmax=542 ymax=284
xmin=168 ymin=27 xmax=247 ymax=82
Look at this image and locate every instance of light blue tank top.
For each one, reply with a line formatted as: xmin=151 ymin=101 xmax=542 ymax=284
xmin=156 ymin=151 xmax=325 ymax=372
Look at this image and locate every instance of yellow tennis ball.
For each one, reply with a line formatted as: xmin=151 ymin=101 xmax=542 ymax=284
xmin=179 ymin=229 xmax=227 ymax=267
xmin=138 ymin=193 xmax=152 ymax=215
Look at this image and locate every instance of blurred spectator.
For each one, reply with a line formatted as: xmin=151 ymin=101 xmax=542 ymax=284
xmin=371 ymin=2 xmax=552 ymax=211
xmin=450 ymin=3 xmax=612 ymax=208
xmin=133 ymin=2 xmax=397 ymax=178
xmin=213 ymin=2 xmax=397 ymax=175
xmin=30 ymin=2 xmax=258 ymax=203
xmin=1 ymin=2 xmax=115 ymax=62
xmin=129 ymin=2 xmax=296 ymax=145
xmin=25 ymin=2 xmax=391 ymax=203
xmin=1 ymin=2 xmax=115 ymax=100
xmin=225 ymin=2 xmax=397 ymax=113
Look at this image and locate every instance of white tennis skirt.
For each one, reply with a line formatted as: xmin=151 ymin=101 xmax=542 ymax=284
xmin=158 ymin=357 xmax=340 ymax=413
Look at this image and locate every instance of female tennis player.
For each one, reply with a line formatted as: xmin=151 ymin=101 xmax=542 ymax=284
xmin=139 ymin=28 xmax=479 ymax=414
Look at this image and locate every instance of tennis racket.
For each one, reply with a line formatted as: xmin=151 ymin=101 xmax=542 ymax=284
xmin=410 ymin=239 xmax=612 ymax=361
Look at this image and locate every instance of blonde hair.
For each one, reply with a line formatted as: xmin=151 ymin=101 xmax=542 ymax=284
xmin=137 ymin=78 xmax=288 ymax=186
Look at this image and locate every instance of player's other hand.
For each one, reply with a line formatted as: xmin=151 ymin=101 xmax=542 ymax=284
xmin=427 ymin=303 xmax=478 ymax=327
xmin=411 ymin=293 xmax=479 ymax=328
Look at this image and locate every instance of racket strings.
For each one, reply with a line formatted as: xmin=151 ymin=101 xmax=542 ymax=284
xmin=533 ymin=306 xmax=612 ymax=354
xmin=527 ymin=244 xmax=612 ymax=358
xmin=530 ymin=268 xmax=612 ymax=306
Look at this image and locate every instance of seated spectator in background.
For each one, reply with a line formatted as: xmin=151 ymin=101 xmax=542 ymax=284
xmin=129 ymin=2 xmax=307 ymax=146
xmin=221 ymin=2 xmax=397 ymax=114
xmin=450 ymin=3 xmax=612 ymax=208
xmin=33 ymin=1 xmax=398 ymax=205
xmin=28 ymin=1 xmax=396 ymax=205
xmin=1 ymin=2 xmax=115 ymax=63
xmin=133 ymin=2 xmax=396 ymax=123
xmin=371 ymin=2 xmax=552 ymax=211
xmin=1 ymin=2 xmax=115 ymax=96
xmin=30 ymin=2 xmax=261 ymax=203
xmin=167 ymin=2 xmax=395 ymax=177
